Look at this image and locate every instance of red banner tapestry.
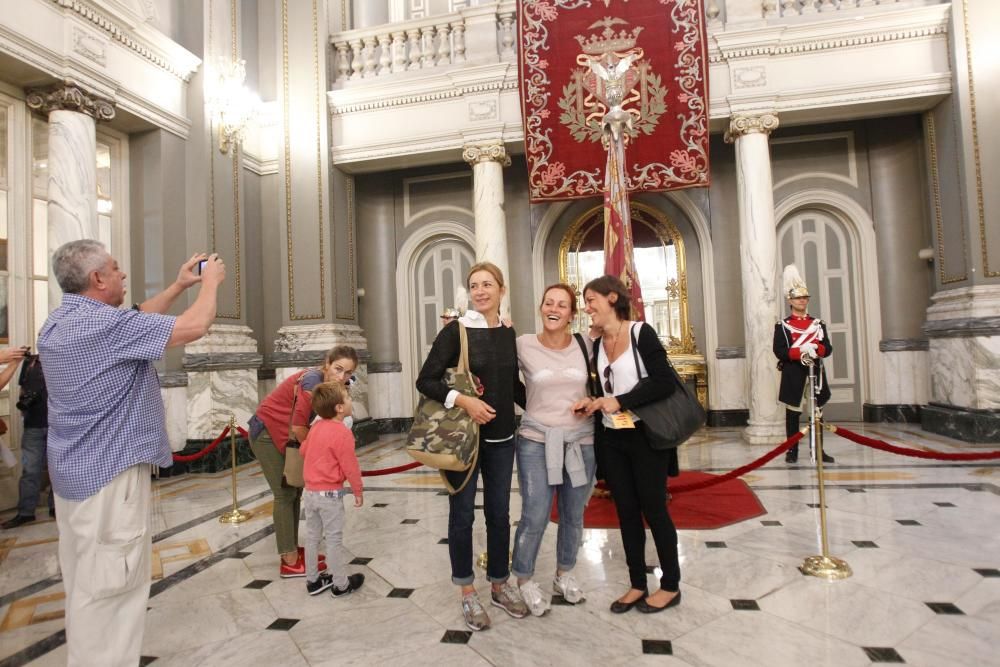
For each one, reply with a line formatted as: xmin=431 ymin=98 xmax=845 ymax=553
xmin=518 ymin=0 xmax=710 ymax=202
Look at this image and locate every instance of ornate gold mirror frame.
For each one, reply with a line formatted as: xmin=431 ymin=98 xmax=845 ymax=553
xmin=558 ymin=201 xmax=707 ymax=405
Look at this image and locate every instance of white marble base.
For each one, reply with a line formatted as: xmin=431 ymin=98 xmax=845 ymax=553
xmin=186 ymin=369 xmax=258 ymax=439
xmin=273 ymin=322 xmax=368 ymax=352
xmin=714 ymin=358 xmax=747 ymax=410
xmin=881 ymin=350 xmax=930 ymax=405
xmin=184 ymin=324 xmax=259 ymax=355
xmin=368 ymin=371 xmax=407 ymax=419
xmin=926 ymin=286 xmax=1000 ymax=410
xmin=273 ymin=323 xmax=371 ymax=420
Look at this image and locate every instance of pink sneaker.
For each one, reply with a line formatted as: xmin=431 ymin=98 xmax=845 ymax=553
xmin=280 ymin=553 xmax=327 ymax=578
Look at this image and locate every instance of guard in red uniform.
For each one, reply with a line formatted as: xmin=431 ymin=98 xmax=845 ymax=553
xmin=773 ymin=265 xmax=835 ymax=464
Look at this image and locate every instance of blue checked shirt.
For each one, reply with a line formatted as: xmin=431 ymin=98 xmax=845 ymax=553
xmin=38 ymin=293 xmax=176 ymax=501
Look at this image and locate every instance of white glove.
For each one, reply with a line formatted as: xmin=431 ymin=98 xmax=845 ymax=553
xmin=799 ymin=342 xmax=818 ymax=360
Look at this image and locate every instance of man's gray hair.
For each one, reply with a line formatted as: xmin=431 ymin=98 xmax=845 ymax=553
xmin=52 ymin=240 xmax=111 ymax=294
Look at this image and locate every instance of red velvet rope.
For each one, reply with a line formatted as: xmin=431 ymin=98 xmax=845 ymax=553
xmin=669 ymin=431 xmax=805 ymax=495
xmin=361 ymin=461 xmax=423 ymax=477
xmin=171 ymin=425 xmax=250 ymax=463
xmin=829 ymin=425 xmax=1000 ymax=461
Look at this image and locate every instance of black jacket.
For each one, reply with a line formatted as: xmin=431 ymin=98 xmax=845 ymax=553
xmin=773 ymin=317 xmax=833 ymax=407
xmin=415 ymin=320 xmax=522 ymax=441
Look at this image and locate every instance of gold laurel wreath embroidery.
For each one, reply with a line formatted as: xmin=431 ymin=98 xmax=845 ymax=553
xmin=557 ymin=68 xmax=668 ymax=144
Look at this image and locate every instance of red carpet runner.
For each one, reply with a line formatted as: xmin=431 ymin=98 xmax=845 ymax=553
xmin=551 ymin=470 xmax=767 ymax=531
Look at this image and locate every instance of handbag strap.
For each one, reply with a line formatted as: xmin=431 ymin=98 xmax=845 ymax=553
xmin=573 ymin=333 xmax=599 ymax=397
xmin=629 ymin=322 xmax=646 ymax=379
xmin=630 ymin=322 xmax=686 ymax=391
xmin=286 ymin=370 xmax=307 ymax=442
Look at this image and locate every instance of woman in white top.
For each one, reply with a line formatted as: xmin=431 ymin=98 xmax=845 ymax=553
xmin=511 ymin=283 xmax=597 ymax=616
xmin=583 ymin=275 xmax=681 ymax=614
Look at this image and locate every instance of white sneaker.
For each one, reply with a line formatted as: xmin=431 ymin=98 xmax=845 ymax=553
xmin=553 ymin=572 xmax=585 ymax=604
xmin=519 ymin=580 xmax=551 ymax=617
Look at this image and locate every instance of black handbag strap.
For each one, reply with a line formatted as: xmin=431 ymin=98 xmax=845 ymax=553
xmin=630 ymin=322 xmax=686 ymax=392
xmin=573 ymin=333 xmax=599 ymax=397
xmin=629 ymin=322 xmax=644 ymax=378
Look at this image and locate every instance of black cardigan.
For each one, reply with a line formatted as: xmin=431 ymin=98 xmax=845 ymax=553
xmin=592 ymin=321 xmax=674 ymax=408
xmin=415 ymin=320 xmax=522 ymax=441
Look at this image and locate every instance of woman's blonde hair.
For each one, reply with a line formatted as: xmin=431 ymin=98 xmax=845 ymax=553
xmin=466 ymin=261 xmax=505 ymax=289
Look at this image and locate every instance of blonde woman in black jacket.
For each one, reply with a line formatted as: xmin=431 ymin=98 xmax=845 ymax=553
xmin=583 ymin=275 xmax=681 ymax=614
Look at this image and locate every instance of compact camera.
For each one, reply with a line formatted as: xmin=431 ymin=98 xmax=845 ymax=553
xmin=196 ymin=259 xmax=208 ymax=275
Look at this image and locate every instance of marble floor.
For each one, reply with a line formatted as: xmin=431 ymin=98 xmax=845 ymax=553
xmin=1 ymin=423 xmax=999 ymax=666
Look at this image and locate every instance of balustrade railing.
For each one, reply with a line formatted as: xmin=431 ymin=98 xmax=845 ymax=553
xmin=772 ymin=0 xmax=901 ymax=17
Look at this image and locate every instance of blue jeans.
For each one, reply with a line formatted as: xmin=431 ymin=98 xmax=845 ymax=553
xmin=443 ymin=437 xmax=515 ymax=586
xmin=17 ymin=427 xmax=52 ymax=517
xmin=511 ymin=436 xmax=596 ymax=579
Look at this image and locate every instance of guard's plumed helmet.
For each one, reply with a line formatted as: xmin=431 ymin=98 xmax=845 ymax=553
xmin=783 ymin=265 xmax=810 ymax=299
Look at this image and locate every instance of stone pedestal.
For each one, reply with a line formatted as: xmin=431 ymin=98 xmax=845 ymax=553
xmin=26 ymin=85 xmax=114 ymax=309
xmin=726 ymin=113 xmax=786 ymax=445
xmin=463 ymin=142 xmax=511 ymax=316
xmin=273 ymin=323 xmax=371 ymax=423
xmin=922 ymin=286 xmax=1000 ymax=442
xmin=184 ymin=324 xmax=262 ymax=440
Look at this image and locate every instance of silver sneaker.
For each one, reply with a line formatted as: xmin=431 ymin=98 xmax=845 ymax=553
xmin=491 ymin=581 xmax=529 ymax=618
xmin=518 ymin=580 xmax=551 ymax=617
xmin=553 ymin=572 xmax=585 ymax=604
xmin=462 ymin=592 xmax=491 ymax=631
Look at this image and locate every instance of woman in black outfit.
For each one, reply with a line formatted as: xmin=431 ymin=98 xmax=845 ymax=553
xmin=583 ymin=275 xmax=681 ymax=614
xmin=415 ymin=262 xmax=528 ymax=631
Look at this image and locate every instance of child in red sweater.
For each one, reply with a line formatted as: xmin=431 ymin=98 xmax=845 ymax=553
xmin=300 ymin=382 xmax=365 ymax=597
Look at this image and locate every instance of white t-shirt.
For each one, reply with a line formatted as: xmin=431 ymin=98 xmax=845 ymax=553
xmin=516 ymin=334 xmax=593 ymax=444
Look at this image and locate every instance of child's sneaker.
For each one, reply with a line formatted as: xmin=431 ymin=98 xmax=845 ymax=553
xmin=553 ymin=572 xmax=585 ymax=604
xmin=491 ymin=581 xmax=529 ymax=618
xmin=518 ymin=580 xmax=550 ymax=617
xmin=306 ymin=573 xmax=334 ymax=596
xmin=461 ymin=592 xmax=491 ymax=631
xmin=280 ymin=555 xmax=327 ymax=578
xmin=331 ymin=573 xmax=365 ymax=598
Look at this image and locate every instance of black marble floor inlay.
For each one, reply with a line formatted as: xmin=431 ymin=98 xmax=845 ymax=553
xmin=641 ymin=639 xmax=673 ymax=655
xmin=862 ymin=646 xmax=905 ymax=663
xmin=139 ymin=657 xmax=158 ymax=666
xmin=896 ymin=519 xmax=922 ymax=526
xmin=267 ymin=618 xmax=300 ymax=631
xmin=761 ymin=520 xmax=782 ymax=526
xmin=388 ymin=587 xmax=415 ymax=598
xmin=350 ymin=557 xmax=373 ymax=565
xmin=551 ymin=595 xmax=574 ymax=606
xmin=437 ymin=490 xmax=450 ymax=496
xmin=806 ymin=503 xmax=827 ymax=509
xmin=846 ymin=488 xmax=867 ymax=493
xmin=244 ymin=579 xmax=272 ymax=589
xmin=441 ymin=630 xmax=473 ymax=644
xmin=474 ymin=504 xmax=484 ymax=510
xmin=645 ymin=565 xmax=659 ymax=574
xmin=373 ymin=503 xmax=389 ymax=508
xmin=705 ymin=541 xmax=727 ymax=548
xmin=730 ymin=599 xmax=760 ymax=611
xmin=925 ymin=602 xmax=964 ymax=615
xmin=852 ymin=540 xmax=879 ymax=548
xmin=973 ymin=568 xmax=1000 ymax=578
xmin=228 ymin=551 xmax=252 ymax=559
xmin=438 ymin=538 xmax=449 ymax=544
xmin=401 ymin=518 xmax=420 ymax=524
xmin=933 ymin=502 xmax=956 ymax=507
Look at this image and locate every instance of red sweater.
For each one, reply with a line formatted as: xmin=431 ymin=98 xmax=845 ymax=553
xmin=301 ymin=419 xmax=363 ymax=494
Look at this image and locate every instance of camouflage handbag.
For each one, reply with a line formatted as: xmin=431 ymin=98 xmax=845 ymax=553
xmin=406 ymin=323 xmax=480 ymax=494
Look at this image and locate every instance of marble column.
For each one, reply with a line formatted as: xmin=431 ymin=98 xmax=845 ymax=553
xmin=26 ymin=85 xmax=114 ymax=309
xmin=463 ymin=142 xmax=512 ymax=316
xmin=725 ymin=113 xmax=785 ymax=445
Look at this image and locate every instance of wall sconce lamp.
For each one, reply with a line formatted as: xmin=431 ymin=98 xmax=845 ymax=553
xmin=206 ymin=58 xmax=260 ymax=154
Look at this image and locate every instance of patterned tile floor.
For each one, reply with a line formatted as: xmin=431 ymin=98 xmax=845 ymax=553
xmin=1 ymin=423 xmax=998 ymax=666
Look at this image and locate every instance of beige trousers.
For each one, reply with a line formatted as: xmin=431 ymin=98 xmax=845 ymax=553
xmin=55 ymin=464 xmax=152 ymax=667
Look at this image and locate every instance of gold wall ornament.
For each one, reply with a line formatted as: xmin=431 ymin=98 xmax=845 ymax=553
xmin=25 ymin=85 xmax=115 ymax=122
xmin=723 ymin=113 xmax=779 ymax=143
xmin=558 ymin=201 xmax=707 ymax=404
xmin=925 ymin=111 xmax=968 ymax=285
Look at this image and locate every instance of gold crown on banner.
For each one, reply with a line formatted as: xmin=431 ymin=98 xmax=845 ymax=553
xmin=575 ymin=18 xmax=643 ymax=56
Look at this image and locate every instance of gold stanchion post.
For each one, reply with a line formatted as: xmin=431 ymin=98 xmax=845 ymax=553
xmin=219 ymin=414 xmax=251 ymax=524
xmin=799 ymin=363 xmax=851 ymax=579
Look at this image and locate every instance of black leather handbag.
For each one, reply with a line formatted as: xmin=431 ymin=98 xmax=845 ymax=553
xmin=628 ymin=325 xmax=705 ymax=450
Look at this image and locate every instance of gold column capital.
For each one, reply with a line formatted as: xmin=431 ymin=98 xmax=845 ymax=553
xmin=462 ymin=142 xmax=511 ymax=167
xmin=25 ymin=84 xmax=115 ymax=122
xmin=724 ymin=113 xmax=779 ymax=143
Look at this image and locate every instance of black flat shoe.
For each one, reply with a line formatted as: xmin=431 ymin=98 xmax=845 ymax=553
xmin=610 ymin=589 xmax=648 ymax=614
xmin=1 ymin=515 xmax=35 ymax=530
xmin=637 ymin=590 xmax=682 ymax=614
xmin=785 ymin=447 xmax=799 ymax=464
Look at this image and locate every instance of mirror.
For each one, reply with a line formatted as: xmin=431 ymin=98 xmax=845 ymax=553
xmin=558 ymin=201 xmax=699 ymax=356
